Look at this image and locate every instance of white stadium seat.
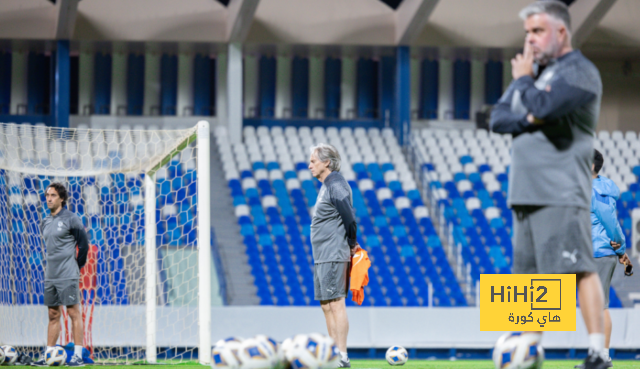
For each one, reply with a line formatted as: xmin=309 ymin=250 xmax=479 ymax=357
xmin=376 ymin=188 xmax=392 ymax=201
xmin=611 ymin=131 xmax=624 ymax=141
xmin=485 ymin=207 xmax=501 ymax=220
xmin=270 ymin=126 xmax=283 ymax=137
xmin=254 ymin=169 xmax=268 ymax=180
xmin=256 ymin=126 xmax=270 ymax=137
xmin=298 ymin=170 xmax=312 ymax=181
xmin=598 ymin=131 xmax=610 ymax=140
xmin=269 ymin=169 xmax=283 ymax=181
xmin=384 ymin=171 xmax=399 ymax=183
xmin=625 ymin=131 xmax=637 ymax=141
xmin=486 ymin=181 xmax=501 ymax=193
xmin=234 ymin=205 xmax=249 ymax=217
xmin=342 ymin=170 xmax=356 ymax=181
xmin=457 ymin=180 xmax=472 ymax=193
xmin=401 ymin=180 xmax=417 ymax=191
xmin=395 ymin=197 xmax=411 ymax=209
xmin=286 ymin=178 xmax=301 ymax=190
xmin=261 ymin=195 xmax=277 ymax=208
xmin=414 ymin=206 xmax=429 ymax=219
xmin=241 ymin=178 xmax=257 ymax=190
xmin=243 ymin=126 xmax=256 ymax=138
xmin=359 ymin=179 xmax=374 ymax=191
xmin=465 ymin=197 xmax=481 ymax=211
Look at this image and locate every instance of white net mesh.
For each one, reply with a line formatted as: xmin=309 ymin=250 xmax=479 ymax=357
xmin=0 ymin=123 xmax=207 ymax=363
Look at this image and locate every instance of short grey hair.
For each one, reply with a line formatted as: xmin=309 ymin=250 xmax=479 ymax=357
xmin=310 ymin=143 xmax=341 ymax=172
xmin=519 ymin=0 xmax=571 ymax=33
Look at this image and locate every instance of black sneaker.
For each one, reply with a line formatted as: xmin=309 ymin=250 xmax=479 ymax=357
xmin=582 ymin=353 xmax=609 ymax=369
xmin=605 ymin=358 xmax=613 ymax=368
xmin=576 ymin=356 xmax=613 ymax=369
xmin=337 ymin=358 xmax=351 ymax=368
xmin=67 ymin=355 xmax=85 ymax=367
xmin=30 ymin=359 xmax=48 ymax=367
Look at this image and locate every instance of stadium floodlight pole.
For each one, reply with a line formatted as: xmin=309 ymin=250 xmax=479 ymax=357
xmin=196 ymin=120 xmax=212 ymax=365
xmin=144 ymin=172 xmax=157 ymax=364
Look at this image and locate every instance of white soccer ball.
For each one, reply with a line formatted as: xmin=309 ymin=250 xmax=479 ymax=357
xmin=493 ymin=332 xmax=544 ymax=369
xmin=1 ymin=345 xmax=18 ymax=365
xmin=278 ymin=337 xmax=295 ymax=366
xmin=45 ymin=347 xmax=67 ymax=367
xmin=385 ymin=346 xmax=408 ymax=366
xmin=254 ymin=335 xmax=279 ymax=358
xmin=237 ymin=337 xmax=278 ymax=369
xmin=317 ymin=335 xmax=340 ymax=368
xmin=211 ymin=337 xmax=244 ymax=369
xmin=285 ymin=333 xmax=335 ymax=369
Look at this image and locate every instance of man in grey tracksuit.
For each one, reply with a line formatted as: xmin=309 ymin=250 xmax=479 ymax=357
xmin=490 ymin=2 xmax=608 ymax=369
xmin=32 ymin=183 xmax=89 ymax=367
xmin=308 ymin=143 xmax=359 ymax=368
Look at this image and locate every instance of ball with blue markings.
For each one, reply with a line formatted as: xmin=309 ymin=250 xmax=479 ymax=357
xmin=211 ymin=337 xmax=243 ymax=369
xmin=385 ymin=346 xmax=408 ymax=366
xmin=284 ymin=333 xmax=336 ymax=369
xmin=492 ymin=332 xmax=544 ymax=369
xmin=44 ymin=347 xmax=67 ymax=367
xmin=1 ymin=345 xmax=18 ymax=365
xmin=237 ymin=337 xmax=278 ymax=369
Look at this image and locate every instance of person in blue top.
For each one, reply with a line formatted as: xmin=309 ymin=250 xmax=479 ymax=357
xmin=580 ymin=149 xmax=633 ymax=368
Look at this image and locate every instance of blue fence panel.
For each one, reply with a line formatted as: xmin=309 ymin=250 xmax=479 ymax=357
xmin=485 ymin=60 xmax=503 ymax=105
xmin=357 ymin=58 xmax=378 ymax=119
xmin=291 ymin=57 xmax=309 ymax=118
xmin=324 ymin=57 xmax=341 ymax=119
xmin=160 ymin=54 xmax=178 ymax=115
xmin=127 ymin=54 xmax=145 ymax=115
xmin=0 ymin=52 xmax=10 ymax=114
xmin=453 ymin=59 xmax=471 ymax=120
xmin=258 ymin=56 xmax=276 ymax=118
xmin=420 ymin=59 xmax=438 ymax=119
xmin=94 ymin=53 xmax=112 ymax=115
xmin=193 ymin=54 xmax=212 ymax=116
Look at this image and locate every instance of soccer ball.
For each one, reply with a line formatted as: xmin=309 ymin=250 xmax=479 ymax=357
xmin=285 ymin=333 xmax=335 ymax=369
xmin=1 ymin=346 xmax=18 ymax=365
xmin=385 ymin=346 xmax=408 ymax=366
xmin=45 ymin=347 xmax=67 ymax=367
xmin=237 ymin=337 xmax=278 ymax=369
xmin=211 ymin=337 xmax=244 ymax=369
xmin=254 ymin=335 xmax=279 ymax=358
xmin=318 ymin=335 xmax=340 ymax=368
xmin=493 ymin=332 xmax=544 ymax=369
xmin=278 ymin=337 xmax=295 ymax=366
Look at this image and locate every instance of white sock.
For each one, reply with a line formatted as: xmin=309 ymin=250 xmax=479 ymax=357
xmin=602 ymin=348 xmax=610 ymax=360
xmin=74 ymin=345 xmax=83 ymax=357
xmin=588 ymin=333 xmax=605 ymax=357
xmin=340 ymin=351 xmax=348 ymax=361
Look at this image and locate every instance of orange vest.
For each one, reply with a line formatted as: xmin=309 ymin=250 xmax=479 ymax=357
xmin=350 ymin=249 xmax=371 ymax=305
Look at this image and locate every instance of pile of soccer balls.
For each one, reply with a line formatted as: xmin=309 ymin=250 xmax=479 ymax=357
xmin=0 ymin=345 xmax=67 ymax=367
xmin=211 ymin=333 xmax=339 ymax=369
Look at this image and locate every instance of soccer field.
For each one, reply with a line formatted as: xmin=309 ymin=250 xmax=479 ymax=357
xmin=76 ymin=360 xmax=639 ymax=369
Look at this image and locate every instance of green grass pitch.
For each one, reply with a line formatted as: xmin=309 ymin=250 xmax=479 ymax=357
xmin=77 ymin=359 xmax=638 ymax=368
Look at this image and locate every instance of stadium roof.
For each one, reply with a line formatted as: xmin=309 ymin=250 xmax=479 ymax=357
xmin=0 ymin=0 xmax=637 ymax=58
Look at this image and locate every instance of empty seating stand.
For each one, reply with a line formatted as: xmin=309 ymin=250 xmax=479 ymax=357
xmin=411 ymin=128 xmax=640 ymax=308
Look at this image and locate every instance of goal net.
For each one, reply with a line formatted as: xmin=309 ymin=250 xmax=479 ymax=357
xmin=0 ymin=121 xmax=212 ymax=364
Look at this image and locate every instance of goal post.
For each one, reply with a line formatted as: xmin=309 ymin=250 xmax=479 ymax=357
xmin=0 ymin=120 xmax=213 ymax=364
